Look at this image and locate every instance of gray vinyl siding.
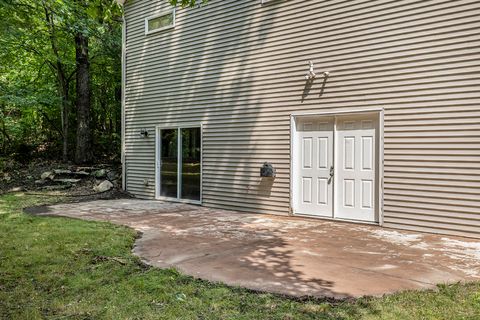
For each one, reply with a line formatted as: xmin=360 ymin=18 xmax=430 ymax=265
xmin=123 ymin=0 xmax=480 ymax=238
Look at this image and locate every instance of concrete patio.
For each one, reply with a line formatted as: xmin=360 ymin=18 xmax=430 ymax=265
xmin=27 ymin=199 xmax=480 ymax=299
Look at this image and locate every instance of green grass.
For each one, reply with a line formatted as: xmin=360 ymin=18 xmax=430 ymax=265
xmin=0 ymin=193 xmax=479 ymax=319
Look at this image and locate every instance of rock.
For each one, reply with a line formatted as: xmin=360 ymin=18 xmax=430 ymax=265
xmin=9 ymin=186 xmax=25 ymax=192
xmin=93 ymin=169 xmax=107 ymax=179
xmin=35 ymin=179 xmax=47 ymax=185
xmin=76 ymin=167 xmax=96 ymax=173
xmin=41 ymin=171 xmax=55 ymax=180
xmin=53 ymin=169 xmax=71 ymax=175
xmin=106 ymin=170 xmax=117 ymax=181
xmin=72 ymin=171 xmax=90 ymax=177
xmin=93 ymin=180 xmax=113 ymax=193
xmin=53 ymin=179 xmax=81 ymax=184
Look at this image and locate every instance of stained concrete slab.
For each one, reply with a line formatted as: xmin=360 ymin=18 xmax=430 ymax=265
xmin=27 ymin=199 xmax=480 ymax=298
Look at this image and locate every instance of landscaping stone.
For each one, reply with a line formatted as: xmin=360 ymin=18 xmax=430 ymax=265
xmin=53 ymin=179 xmax=81 ymax=184
xmin=93 ymin=180 xmax=113 ymax=192
xmin=53 ymin=169 xmax=72 ymax=175
xmin=76 ymin=167 xmax=96 ymax=173
xmin=41 ymin=171 xmax=55 ymax=180
xmin=106 ymin=170 xmax=117 ymax=181
xmin=9 ymin=186 xmax=25 ymax=192
xmin=72 ymin=171 xmax=90 ymax=177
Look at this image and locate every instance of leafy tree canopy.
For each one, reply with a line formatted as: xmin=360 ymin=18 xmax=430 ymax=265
xmin=0 ymin=0 xmax=122 ymax=162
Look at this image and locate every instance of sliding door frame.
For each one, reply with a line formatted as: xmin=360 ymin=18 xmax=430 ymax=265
xmin=155 ymin=122 xmax=203 ymax=205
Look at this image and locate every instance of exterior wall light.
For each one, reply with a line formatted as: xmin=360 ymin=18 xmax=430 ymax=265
xmin=305 ymin=61 xmax=330 ymax=81
xmin=140 ymin=129 xmax=149 ymax=137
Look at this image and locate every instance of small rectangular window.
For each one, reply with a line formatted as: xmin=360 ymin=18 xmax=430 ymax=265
xmin=145 ymin=9 xmax=175 ymax=34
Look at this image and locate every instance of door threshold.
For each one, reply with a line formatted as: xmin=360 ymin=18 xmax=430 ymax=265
xmin=156 ymin=197 xmax=202 ymax=206
xmin=293 ymin=213 xmax=379 ymax=226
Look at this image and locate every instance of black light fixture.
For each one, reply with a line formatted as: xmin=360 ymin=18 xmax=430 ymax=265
xmin=140 ymin=129 xmax=149 ymax=137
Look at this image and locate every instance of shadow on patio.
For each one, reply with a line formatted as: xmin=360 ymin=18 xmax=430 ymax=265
xmin=27 ymin=198 xmax=480 ymax=299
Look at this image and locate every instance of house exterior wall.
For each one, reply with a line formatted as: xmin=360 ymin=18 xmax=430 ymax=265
xmin=123 ymin=0 xmax=480 ymax=238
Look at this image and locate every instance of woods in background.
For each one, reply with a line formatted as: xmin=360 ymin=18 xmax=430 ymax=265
xmin=0 ymin=0 xmax=123 ymax=164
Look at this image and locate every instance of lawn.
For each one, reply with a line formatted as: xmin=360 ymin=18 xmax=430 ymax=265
xmin=0 ymin=193 xmax=479 ymax=319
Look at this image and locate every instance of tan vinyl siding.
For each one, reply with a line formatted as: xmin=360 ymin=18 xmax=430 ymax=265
xmin=123 ymin=0 xmax=480 ymax=238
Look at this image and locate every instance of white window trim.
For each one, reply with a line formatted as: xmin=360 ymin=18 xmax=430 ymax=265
xmin=145 ymin=8 xmax=176 ymax=35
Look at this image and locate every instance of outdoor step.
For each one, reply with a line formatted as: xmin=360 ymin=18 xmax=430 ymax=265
xmin=53 ymin=169 xmax=90 ymax=180
xmin=71 ymin=171 xmax=90 ymax=177
xmin=75 ymin=167 xmax=98 ymax=173
xmin=41 ymin=184 xmax=72 ymax=191
xmin=53 ymin=179 xmax=81 ymax=184
xmin=53 ymin=169 xmax=72 ymax=175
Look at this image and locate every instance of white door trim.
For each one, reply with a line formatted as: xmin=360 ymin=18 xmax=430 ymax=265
xmin=155 ymin=122 xmax=203 ymax=205
xmin=290 ymin=109 xmax=384 ymax=225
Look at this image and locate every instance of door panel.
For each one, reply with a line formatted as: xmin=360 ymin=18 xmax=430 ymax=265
xmin=302 ymin=177 xmax=312 ymax=203
xmin=344 ymin=137 xmax=355 ymax=169
xmin=318 ymin=178 xmax=328 ymax=204
xmin=160 ymin=129 xmax=178 ymax=198
xmin=343 ymin=179 xmax=355 ymax=207
xmin=302 ymin=137 xmax=313 ymax=169
xmin=361 ymin=180 xmax=373 ymax=209
xmin=181 ymin=127 xmax=201 ymax=201
xmin=335 ymin=114 xmax=378 ymax=222
xmin=362 ymin=137 xmax=373 ymax=170
xmin=294 ymin=117 xmax=334 ymax=217
xmin=318 ymin=138 xmax=328 ymax=169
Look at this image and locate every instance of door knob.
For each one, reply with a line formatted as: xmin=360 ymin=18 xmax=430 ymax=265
xmin=329 ymin=165 xmax=334 ymax=177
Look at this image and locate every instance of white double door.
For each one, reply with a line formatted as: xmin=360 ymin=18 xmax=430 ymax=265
xmin=294 ymin=113 xmax=379 ymax=223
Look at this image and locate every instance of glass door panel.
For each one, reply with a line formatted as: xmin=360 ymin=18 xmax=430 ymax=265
xmin=160 ymin=129 xmax=178 ymax=198
xmin=181 ymin=127 xmax=201 ymax=201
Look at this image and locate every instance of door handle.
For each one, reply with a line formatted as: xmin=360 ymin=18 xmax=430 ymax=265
xmin=329 ymin=165 xmax=334 ymax=177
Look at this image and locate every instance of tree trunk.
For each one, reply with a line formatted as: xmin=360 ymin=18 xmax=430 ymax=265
xmin=74 ymin=32 xmax=92 ymax=164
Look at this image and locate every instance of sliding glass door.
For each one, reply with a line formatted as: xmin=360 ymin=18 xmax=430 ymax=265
xmin=157 ymin=126 xmax=201 ymax=203
xmin=181 ymin=127 xmax=201 ymax=201
xmin=160 ymin=129 xmax=178 ymax=198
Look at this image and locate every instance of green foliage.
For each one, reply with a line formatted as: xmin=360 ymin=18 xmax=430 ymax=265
xmin=169 ymin=0 xmax=208 ymax=8
xmin=0 ymin=0 xmax=122 ymax=161
xmin=0 ymin=0 xmax=207 ymax=161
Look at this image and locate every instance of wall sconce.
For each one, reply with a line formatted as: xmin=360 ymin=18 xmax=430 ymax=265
xmin=305 ymin=60 xmax=330 ymax=81
xmin=305 ymin=60 xmax=317 ymax=80
xmin=140 ymin=129 xmax=149 ymax=138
